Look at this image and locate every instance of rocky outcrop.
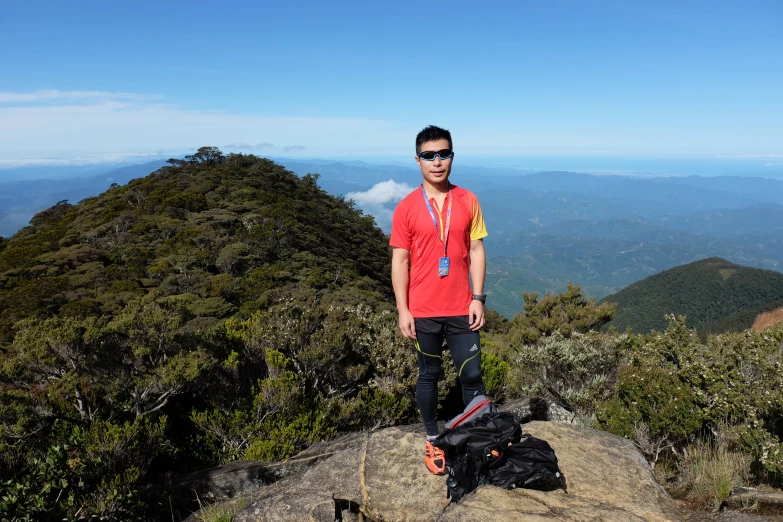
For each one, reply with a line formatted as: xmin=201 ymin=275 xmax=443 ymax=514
xmin=722 ymin=487 xmax=783 ymax=511
xmin=174 ymin=397 xmax=556 ymax=515
xmin=684 ymin=511 xmax=783 ymax=522
xmin=232 ymin=421 xmax=683 ymax=522
xmin=172 ymin=432 xmax=367 ymax=514
xmin=501 ymin=396 xmax=580 ymax=424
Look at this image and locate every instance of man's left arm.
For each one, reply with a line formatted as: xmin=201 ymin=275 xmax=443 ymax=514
xmin=468 ymin=238 xmax=486 ymax=331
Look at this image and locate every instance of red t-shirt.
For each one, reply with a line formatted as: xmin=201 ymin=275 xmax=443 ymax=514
xmin=390 ymin=185 xmax=488 ymax=318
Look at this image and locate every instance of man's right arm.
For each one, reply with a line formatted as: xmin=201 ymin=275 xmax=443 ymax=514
xmin=391 ymin=247 xmax=416 ymax=339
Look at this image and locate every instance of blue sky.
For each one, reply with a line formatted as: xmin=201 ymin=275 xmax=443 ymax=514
xmin=1 ymin=1 xmax=782 ymax=165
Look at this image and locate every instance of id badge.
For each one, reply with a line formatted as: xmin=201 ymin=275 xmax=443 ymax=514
xmin=438 ymin=256 xmax=450 ymax=277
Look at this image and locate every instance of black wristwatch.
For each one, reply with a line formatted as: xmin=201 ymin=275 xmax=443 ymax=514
xmin=472 ymin=294 xmax=486 ymax=304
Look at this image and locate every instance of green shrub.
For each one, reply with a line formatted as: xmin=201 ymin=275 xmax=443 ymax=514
xmin=598 ymin=363 xmax=702 ymax=464
xmin=507 ymin=331 xmax=627 ymax=424
xmin=244 ymin=408 xmax=334 ymax=461
xmin=480 ymin=351 xmax=509 ymax=401
xmin=0 ymin=418 xmax=167 ymax=522
xmin=507 ymin=283 xmax=616 ymax=346
xmin=332 ymin=387 xmax=411 ymax=432
xmin=596 ymin=315 xmax=783 ymax=482
xmin=194 ymin=301 xmax=424 ymax=463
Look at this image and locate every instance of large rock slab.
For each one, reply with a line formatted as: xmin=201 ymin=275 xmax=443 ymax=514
xmin=171 ymin=431 xmax=367 ymax=514
xmin=234 ymin=421 xmax=683 ymax=522
xmin=520 ymin=422 xmax=682 ymax=522
xmin=233 ymin=437 xmax=366 ymax=522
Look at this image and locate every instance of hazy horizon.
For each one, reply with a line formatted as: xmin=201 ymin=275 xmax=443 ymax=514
xmin=2 ymin=152 xmax=783 ymax=183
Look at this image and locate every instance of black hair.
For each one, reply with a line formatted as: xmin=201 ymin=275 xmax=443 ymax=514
xmin=415 ymin=125 xmax=453 ymax=154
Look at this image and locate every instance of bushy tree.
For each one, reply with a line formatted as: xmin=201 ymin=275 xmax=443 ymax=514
xmin=597 ymin=315 xmax=783 ymax=481
xmin=103 ymin=292 xmax=216 ymax=418
xmin=507 ymin=283 xmax=616 ymax=347
xmin=3 ymin=315 xmax=114 ymax=425
xmin=0 ymin=418 xmax=167 ymax=521
xmin=0 ymin=305 xmax=192 ymax=520
xmin=507 ymin=331 xmax=629 ymax=424
xmin=190 ymin=297 xmax=420 ymax=462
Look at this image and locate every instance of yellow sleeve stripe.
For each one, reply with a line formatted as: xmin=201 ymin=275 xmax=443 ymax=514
xmin=470 ymin=197 xmax=488 ymax=241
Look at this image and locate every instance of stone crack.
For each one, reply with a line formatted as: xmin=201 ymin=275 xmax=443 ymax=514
xmin=358 ymin=431 xmax=370 ymax=522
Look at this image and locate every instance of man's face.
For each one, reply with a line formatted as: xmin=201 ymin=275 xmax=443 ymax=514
xmin=415 ymin=138 xmax=453 ymax=187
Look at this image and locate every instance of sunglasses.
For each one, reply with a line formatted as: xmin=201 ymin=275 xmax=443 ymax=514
xmin=417 ymin=149 xmax=454 ymax=161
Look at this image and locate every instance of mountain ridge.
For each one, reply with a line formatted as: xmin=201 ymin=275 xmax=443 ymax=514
xmin=0 ymin=149 xmax=393 ymax=344
xmin=600 ymin=257 xmax=783 ymax=334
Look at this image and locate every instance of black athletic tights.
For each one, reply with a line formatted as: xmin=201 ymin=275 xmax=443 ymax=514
xmin=414 ymin=316 xmax=486 ymax=437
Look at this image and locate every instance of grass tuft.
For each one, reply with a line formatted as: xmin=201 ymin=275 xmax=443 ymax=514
xmin=677 ymin=434 xmax=751 ymax=511
xmin=192 ymin=493 xmax=249 ymax=522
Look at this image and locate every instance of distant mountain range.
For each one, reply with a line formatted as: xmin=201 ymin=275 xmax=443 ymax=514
xmin=3 ymin=156 xmax=783 ymax=319
xmin=600 ymin=257 xmax=783 ymax=335
xmin=0 ymin=160 xmax=167 ymax=237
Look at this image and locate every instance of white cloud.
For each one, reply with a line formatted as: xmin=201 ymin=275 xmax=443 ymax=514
xmin=0 ymin=90 xmax=404 ymax=165
xmin=0 ymin=150 xmax=181 ymax=168
xmin=717 ymin=154 xmax=783 ymax=158
xmin=282 ymin=145 xmax=306 ymax=153
xmin=346 ymin=180 xmax=413 ymax=205
xmin=226 ymin=141 xmax=275 ymax=149
xmin=0 ymin=90 xmax=154 ymax=104
xmin=346 ymin=180 xmax=414 ymax=232
xmin=765 ymin=163 xmax=783 ymax=167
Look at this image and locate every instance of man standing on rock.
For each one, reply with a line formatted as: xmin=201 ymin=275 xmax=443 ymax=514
xmin=389 ymin=125 xmax=488 ymax=475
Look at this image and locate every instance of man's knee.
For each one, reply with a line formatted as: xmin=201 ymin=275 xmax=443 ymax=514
xmin=459 ymin=363 xmax=482 ymax=386
xmin=418 ymin=362 xmax=441 ymax=384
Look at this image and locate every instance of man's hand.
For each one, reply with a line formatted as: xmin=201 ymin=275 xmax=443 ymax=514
xmin=468 ymin=300 xmax=485 ymax=331
xmin=398 ymin=309 xmax=417 ymax=339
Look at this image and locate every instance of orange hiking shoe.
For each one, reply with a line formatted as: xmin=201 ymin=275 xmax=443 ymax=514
xmin=424 ymin=438 xmax=446 ymax=475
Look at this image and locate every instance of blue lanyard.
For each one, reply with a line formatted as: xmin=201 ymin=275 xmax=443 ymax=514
xmin=421 ymin=184 xmax=452 ymax=256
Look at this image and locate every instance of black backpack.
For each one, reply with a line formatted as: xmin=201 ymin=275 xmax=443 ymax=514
xmin=434 ymin=412 xmax=564 ymax=502
xmin=488 ymin=434 xmax=565 ymax=491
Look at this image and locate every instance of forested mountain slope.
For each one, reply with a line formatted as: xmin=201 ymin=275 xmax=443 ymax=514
xmin=0 ymin=148 xmax=411 ymax=520
xmin=0 ymin=147 xmax=392 ymax=345
xmin=601 ymin=257 xmax=783 ymax=334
